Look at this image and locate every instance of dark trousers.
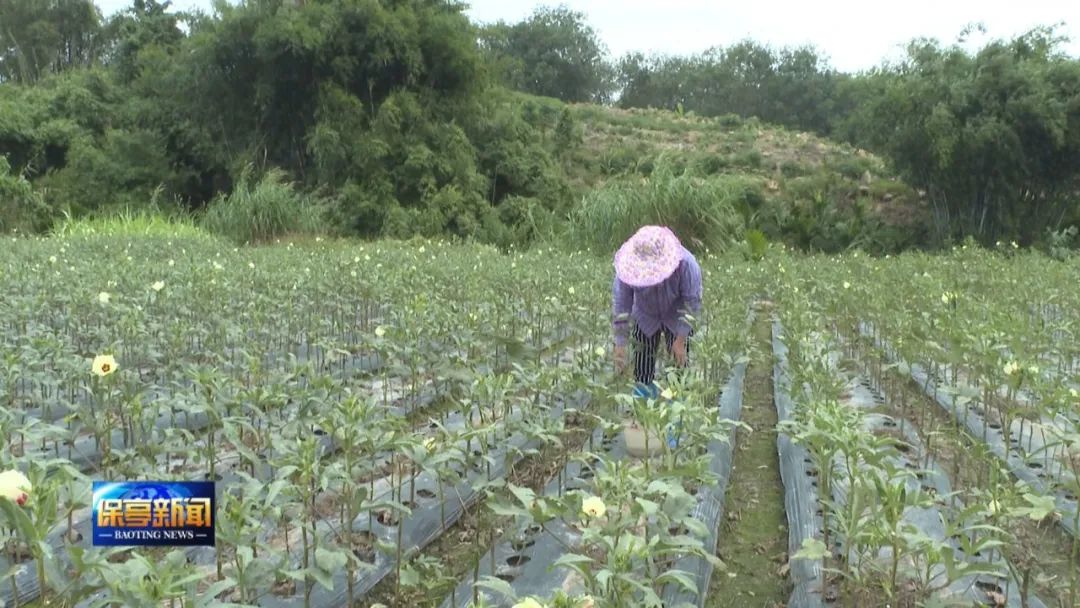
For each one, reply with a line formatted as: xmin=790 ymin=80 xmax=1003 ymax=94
xmin=632 ymin=324 xmax=692 ymax=386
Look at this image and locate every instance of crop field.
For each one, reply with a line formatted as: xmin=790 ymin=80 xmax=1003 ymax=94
xmin=1 ymin=234 xmax=1079 ymax=608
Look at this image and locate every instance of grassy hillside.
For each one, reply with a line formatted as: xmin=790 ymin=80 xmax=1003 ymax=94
xmin=551 ymin=100 xmax=929 ymax=254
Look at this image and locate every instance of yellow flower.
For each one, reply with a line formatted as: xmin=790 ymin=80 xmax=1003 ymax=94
xmin=581 ymin=495 xmax=606 ymax=519
xmin=375 ymin=326 xmax=386 ymax=338
xmin=92 ymin=354 xmax=118 ymax=377
xmin=512 ymin=598 xmax=545 ymax=608
xmin=151 ymin=281 xmax=165 ymax=292
xmin=1003 ymin=362 xmax=1019 ymax=376
xmin=97 ymin=292 xmax=110 ymax=304
xmin=0 ymin=470 xmax=31 ymax=506
xmin=1070 ymin=388 xmax=1078 ymax=398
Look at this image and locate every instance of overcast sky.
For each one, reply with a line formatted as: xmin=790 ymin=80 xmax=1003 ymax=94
xmin=93 ymin=0 xmax=1080 ymax=73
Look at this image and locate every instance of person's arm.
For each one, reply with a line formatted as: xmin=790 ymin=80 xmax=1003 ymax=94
xmin=613 ymin=275 xmax=634 ymax=347
xmin=675 ymin=256 xmax=702 ymax=338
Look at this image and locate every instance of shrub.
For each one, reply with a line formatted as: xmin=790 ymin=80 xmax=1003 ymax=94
xmin=564 ymin=158 xmax=749 ymax=254
xmin=0 ymin=156 xmax=50 ymax=233
xmin=694 ymin=153 xmax=730 ymax=176
xmin=200 ymin=166 xmax=329 ymax=244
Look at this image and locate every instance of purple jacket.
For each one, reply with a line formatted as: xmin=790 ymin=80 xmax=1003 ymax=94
xmin=612 ymin=247 xmax=703 ymax=346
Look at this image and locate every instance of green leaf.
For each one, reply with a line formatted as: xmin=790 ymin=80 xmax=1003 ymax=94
xmin=508 ymin=484 xmax=537 ymax=510
xmin=636 ymin=497 xmax=659 ymax=517
xmin=198 ymin=576 xmax=238 ymax=604
xmin=793 ymin=537 xmax=828 ymax=561
xmin=308 ymin=565 xmax=335 ymax=591
xmin=474 ymin=575 xmax=516 ymax=601
xmin=399 ymin=564 xmax=421 ymax=588
xmin=657 ymin=569 xmax=699 ymax=593
xmin=315 ymin=546 xmax=348 ymax=573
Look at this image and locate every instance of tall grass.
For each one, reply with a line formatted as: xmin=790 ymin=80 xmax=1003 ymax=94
xmin=564 ymin=160 xmax=754 ymax=255
xmin=50 ymin=205 xmax=212 ymax=240
xmin=200 ymin=166 xmax=329 ymax=244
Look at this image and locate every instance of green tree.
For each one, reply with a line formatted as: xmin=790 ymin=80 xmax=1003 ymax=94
xmin=480 ymin=5 xmax=613 ymax=103
xmin=840 ymin=27 xmax=1080 ymax=245
xmin=0 ymin=0 xmax=104 ymax=84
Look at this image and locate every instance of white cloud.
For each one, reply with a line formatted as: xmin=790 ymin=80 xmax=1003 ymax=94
xmin=91 ymin=0 xmax=1079 ymax=73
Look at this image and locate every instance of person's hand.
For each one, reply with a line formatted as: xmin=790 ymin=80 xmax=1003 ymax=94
xmin=614 ymin=344 xmax=627 ymax=374
xmin=672 ymin=335 xmax=688 ymax=367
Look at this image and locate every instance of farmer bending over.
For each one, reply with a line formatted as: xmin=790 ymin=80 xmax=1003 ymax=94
xmin=612 ymin=226 xmax=703 ymax=389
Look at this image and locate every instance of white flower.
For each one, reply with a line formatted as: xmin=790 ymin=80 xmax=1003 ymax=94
xmin=375 ymin=326 xmax=386 ymax=338
xmin=354 ymin=256 xmax=360 ymax=263
xmin=568 ymin=286 xmax=575 ymax=295
xmin=350 ymin=270 xmax=357 ymax=278
xmin=843 ymin=281 xmax=851 ymax=289
xmin=594 ymin=346 xmax=605 ymax=358
xmin=988 ymin=499 xmax=1002 ymax=515
xmin=581 ymin=495 xmax=606 ymax=518
xmin=661 ymin=387 xmax=676 ymax=400
xmin=168 ymin=259 xmax=175 ymax=267
xmin=419 ymin=246 xmax=425 ymax=253
xmin=97 ymin=292 xmax=110 ymax=305
xmin=1011 ymin=241 xmax=1019 ymax=249
xmin=1070 ymin=388 xmax=1078 ymax=398
xmin=151 ymin=281 xmax=165 ymax=292
xmin=1004 ymin=362 xmax=1019 ymax=376
xmin=0 ymin=470 xmax=31 ymax=506
xmin=92 ymin=354 xmax=118 ymax=377
xmin=1027 ymin=365 xmax=1039 ymax=375
xmin=248 ymin=262 xmax=255 ymax=269
xmin=48 ymin=255 xmax=57 ymax=264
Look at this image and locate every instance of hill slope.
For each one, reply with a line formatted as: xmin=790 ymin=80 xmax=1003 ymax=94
xmin=557 ymin=101 xmax=928 ymax=253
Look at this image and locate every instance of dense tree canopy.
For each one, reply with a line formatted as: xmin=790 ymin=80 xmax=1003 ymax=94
xmin=0 ymin=1 xmax=1077 ymax=250
xmin=479 ymin=5 xmax=612 ymax=103
xmin=0 ymin=0 xmax=105 ymax=84
xmin=0 ymin=0 xmax=578 ymax=245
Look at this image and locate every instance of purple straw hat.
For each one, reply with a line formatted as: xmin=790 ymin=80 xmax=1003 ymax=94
xmin=614 ymin=226 xmax=683 ymax=287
